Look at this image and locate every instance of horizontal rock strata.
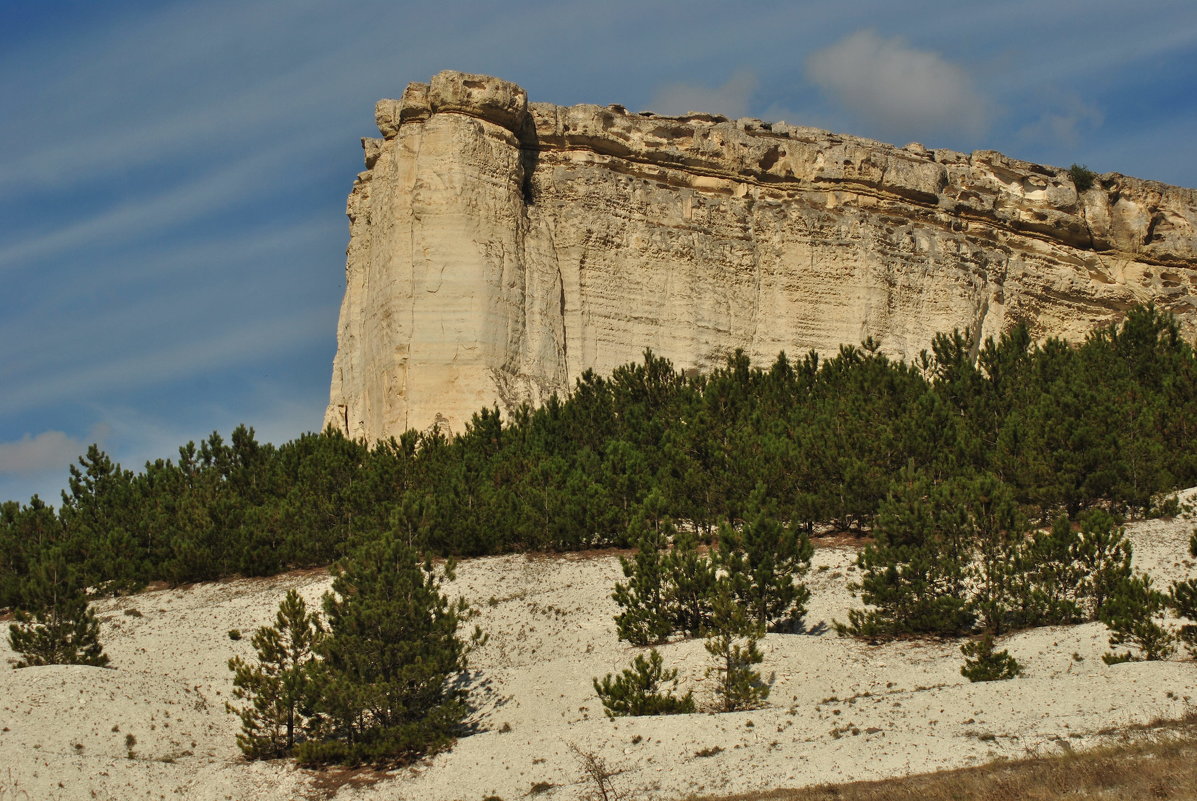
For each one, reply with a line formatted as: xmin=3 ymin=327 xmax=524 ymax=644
xmin=326 ymin=70 xmax=1197 ymax=440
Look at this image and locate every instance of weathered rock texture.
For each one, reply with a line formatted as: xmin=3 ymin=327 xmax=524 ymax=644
xmin=325 ymin=70 xmax=1197 ymax=440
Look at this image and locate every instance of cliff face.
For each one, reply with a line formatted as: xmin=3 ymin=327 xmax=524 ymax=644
xmin=325 ymin=70 xmax=1197 ymax=441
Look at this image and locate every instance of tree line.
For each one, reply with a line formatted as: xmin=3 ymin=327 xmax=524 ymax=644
xmin=4 ymin=305 xmax=1197 ymax=611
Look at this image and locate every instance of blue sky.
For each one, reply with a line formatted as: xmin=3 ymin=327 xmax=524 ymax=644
xmin=2 ymin=0 xmax=1196 ymax=504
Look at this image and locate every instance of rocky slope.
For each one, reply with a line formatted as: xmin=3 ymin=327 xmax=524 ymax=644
xmin=4 ymin=503 xmax=1197 ymax=800
xmin=325 ymin=70 xmax=1197 ymax=440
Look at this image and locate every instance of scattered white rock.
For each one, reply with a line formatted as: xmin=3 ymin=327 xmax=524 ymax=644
xmin=2 ymin=505 xmax=1196 ymax=800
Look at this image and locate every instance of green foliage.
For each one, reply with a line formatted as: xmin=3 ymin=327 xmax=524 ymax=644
xmin=592 ymin=649 xmax=695 ymax=717
xmin=703 ymin=586 xmax=769 ymax=712
xmin=1101 ymin=574 xmax=1175 ymax=664
xmin=960 ymin=634 xmax=1022 ymax=682
xmin=226 ymin=589 xmax=324 ymax=759
xmin=295 ymin=532 xmax=482 ymax=766
xmin=1170 ymin=531 xmax=1197 ymax=658
xmin=613 ymin=493 xmax=811 ymax=645
xmin=8 ymin=552 xmax=108 ymax=669
xmin=662 ymin=528 xmax=717 ymax=639
xmin=954 ymin=474 xmax=1025 ymax=633
xmin=718 ymin=494 xmax=813 ymax=632
xmin=843 ymin=466 xmax=974 ymax=638
xmin=4 ymin=306 xmax=1197 ymax=610
xmin=0 ymin=496 xmax=62 ymax=610
xmin=1072 ymin=510 xmax=1135 ymax=617
xmin=845 ymin=470 xmax=1139 ymax=640
xmin=611 ymin=497 xmax=675 ymax=646
xmin=1069 ymin=163 xmax=1097 ymax=192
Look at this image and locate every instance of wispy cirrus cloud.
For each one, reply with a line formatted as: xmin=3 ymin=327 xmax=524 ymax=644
xmin=0 ymin=305 xmax=335 ymax=419
xmin=0 ymin=138 xmax=337 ymax=274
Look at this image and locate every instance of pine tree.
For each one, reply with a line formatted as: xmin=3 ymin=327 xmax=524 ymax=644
xmin=297 ymin=532 xmax=482 ymax=765
xmin=718 ymin=502 xmax=813 ymax=632
xmin=1012 ymin=510 xmax=1134 ymax=629
xmin=227 ymin=589 xmax=324 ymax=759
xmin=0 ymin=496 xmax=63 ymax=611
xmin=1171 ymin=531 xmax=1197 ymax=658
xmin=592 ymin=649 xmax=695 ymax=717
xmin=954 ymin=475 xmax=1024 ymax=634
xmin=703 ymin=585 xmax=769 ymax=712
xmin=960 ymin=634 xmax=1022 ymax=682
xmin=1101 ymin=573 xmax=1175 ymax=664
xmin=612 ymin=502 xmax=675 ymax=646
xmin=59 ymin=444 xmax=141 ymax=593
xmin=664 ymin=528 xmax=717 ymax=638
xmin=1073 ymin=510 xmax=1134 ymax=619
xmin=1012 ymin=516 xmax=1085 ymax=627
xmin=843 ymin=466 xmax=973 ymax=637
xmin=8 ymin=552 xmax=108 ymax=669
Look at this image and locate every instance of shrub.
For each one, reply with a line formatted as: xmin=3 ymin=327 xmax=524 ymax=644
xmin=8 ymin=553 xmax=108 ymax=669
xmin=960 ymin=634 xmax=1022 ymax=682
xmin=704 ymin=585 xmax=769 ymax=712
xmin=295 ymin=533 xmax=484 ymax=766
xmin=1101 ymin=573 xmax=1175 ymax=664
xmin=226 ymin=589 xmax=323 ymax=759
xmin=1069 ymin=163 xmax=1097 ymax=192
xmin=593 ymin=649 xmax=695 ymax=717
xmin=571 ymin=744 xmax=627 ymax=801
xmin=1171 ymin=530 xmax=1197 ymax=658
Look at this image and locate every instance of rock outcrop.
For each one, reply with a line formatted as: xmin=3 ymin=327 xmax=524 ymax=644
xmin=325 ymin=70 xmax=1197 ymax=441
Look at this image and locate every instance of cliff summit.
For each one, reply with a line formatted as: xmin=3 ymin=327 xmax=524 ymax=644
xmin=326 ymin=70 xmax=1197 ymax=440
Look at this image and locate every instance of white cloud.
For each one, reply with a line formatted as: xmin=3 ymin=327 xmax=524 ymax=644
xmin=806 ymin=29 xmax=990 ymax=144
xmin=649 ymin=70 xmax=759 ymax=118
xmin=1016 ymin=93 xmax=1104 ymax=149
xmin=0 ymin=425 xmax=107 ymax=475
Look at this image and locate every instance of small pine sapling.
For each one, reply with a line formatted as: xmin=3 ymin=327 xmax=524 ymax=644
xmin=1014 ymin=516 xmax=1085 ymax=626
xmin=704 ymin=584 xmax=769 ymax=712
xmin=1101 ymin=573 xmax=1175 ymax=664
xmin=1073 ymin=510 xmax=1134 ymax=619
xmin=960 ymin=634 xmax=1022 ymax=682
xmin=718 ymin=499 xmax=813 ymax=632
xmin=226 ymin=589 xmax=324 ymax=759
xmin=957 ymin=474 xmax=1024 ymax=634
xmin=8 ymin=553 xmax=109 ymax=669
xmin=611 ymin=511 xmax=674 ymax=646
xmin=664 ymin=528 xmax=717 ymax=638
xmin=842 ymin=466 xmax=973 ymax=638
xmin=592 ymin=649 xmax=695 ymax=717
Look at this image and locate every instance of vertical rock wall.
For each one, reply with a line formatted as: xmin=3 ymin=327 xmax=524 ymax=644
xmin=326 ymin=71 xmax=1197 ymax=441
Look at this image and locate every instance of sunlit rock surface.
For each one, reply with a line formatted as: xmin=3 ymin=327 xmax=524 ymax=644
xmin=326 ymin=70 xmax=1197 ymax=440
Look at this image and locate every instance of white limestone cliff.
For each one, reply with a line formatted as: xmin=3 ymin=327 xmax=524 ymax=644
xmin=325 ymin=71 xmax=1197 ymax=441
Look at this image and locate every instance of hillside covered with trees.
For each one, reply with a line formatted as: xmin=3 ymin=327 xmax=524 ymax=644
xmin=3 ymin=305 xmax=1197 ymax=609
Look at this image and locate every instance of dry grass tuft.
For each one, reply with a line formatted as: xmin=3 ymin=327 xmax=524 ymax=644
xmin=303 ymin=765 xmax=391 ymax=800
xmin=685 ymin=716 xmax=1197 ymax=801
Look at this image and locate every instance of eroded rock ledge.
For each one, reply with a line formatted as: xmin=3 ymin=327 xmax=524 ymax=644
xmin=326 ymin=70 xmax=1197 ymax=440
